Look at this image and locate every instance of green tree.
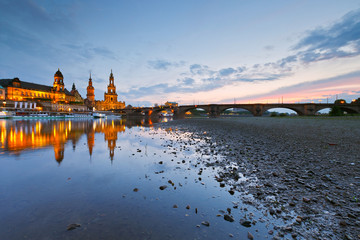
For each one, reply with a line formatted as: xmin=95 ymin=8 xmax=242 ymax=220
xmin=329 ymin=105 xmax=344 ymax=116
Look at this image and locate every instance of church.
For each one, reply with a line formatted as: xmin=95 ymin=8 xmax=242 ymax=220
xmin=85 ymin=70 xmax=125 ymax=111
xmin=0 ymin=69 xmax=125 ymax=112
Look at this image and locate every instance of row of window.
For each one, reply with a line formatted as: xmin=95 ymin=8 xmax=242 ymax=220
xmin=19 ymin=91 xmax=50 ymax=98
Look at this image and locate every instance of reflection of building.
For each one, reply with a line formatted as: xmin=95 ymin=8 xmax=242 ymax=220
xmin=86 ymin=71 xmax=125 ymax=111
xmin=0 ymin=69 xmax=86 ymax=112
xmin=0 ymin=119 xmax=128 ymax=163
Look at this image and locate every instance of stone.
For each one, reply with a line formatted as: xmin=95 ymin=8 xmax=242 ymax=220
xmin=240 ymin=219 xmax=252 ymax=227
xmin=159 ymin=185 xmax=167 ymax=190
xmin=186 ymin=205 xmax=190 ymax=210
xmin=201 ymin=221 xmax=210 ymax=227
xmin=173 ymin=204 xmax=178 ymax=208
xmin=224 ymin=214 xmax=234 ymax=222
xmin=67 ymin=223 xmax=81 ymax=231
xmin=247 ymin=231 xmax=254 ymax=240
xmin=133 ymin=188 xmax=139 ymax=192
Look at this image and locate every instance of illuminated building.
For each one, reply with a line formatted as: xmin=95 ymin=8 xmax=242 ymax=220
xmin=86 ymin=70 xmax=125 ymax=111
xmin=0 ymin=69 xmax=86 ymax=112
xmin=164 ymin=101 xmax=178 ymax=107
xmin=84 ymin=73 xmax=95 ymax=109
xmin=0 ymin=85 xmax=5 ymax=100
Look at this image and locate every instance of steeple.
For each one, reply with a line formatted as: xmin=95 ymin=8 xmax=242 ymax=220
xmin=104 ymin=70 xmax=118 ymax=103
xmin=72 ymin=83 xmax=76 ymax=91
xmin=86 ymin=71 xmax=95 ymax=102
xmin=109 ymin=69 xmax=114 ymax=86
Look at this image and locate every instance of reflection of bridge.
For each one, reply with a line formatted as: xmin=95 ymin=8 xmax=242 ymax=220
xmin=119 ymin=103 xmax=360 ymax=118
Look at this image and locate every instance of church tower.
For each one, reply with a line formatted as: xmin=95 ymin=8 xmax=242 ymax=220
xmin=53 ymin=69 xmax=64 ymax=92
xmin=86 ymin=73 xmax=95 ymax=102
xmin=104 ymin=70 xmax=118 ymax=103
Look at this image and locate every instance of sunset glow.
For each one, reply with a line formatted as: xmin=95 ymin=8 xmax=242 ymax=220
xmin=0 ymin=1 xmax=359 ymax=106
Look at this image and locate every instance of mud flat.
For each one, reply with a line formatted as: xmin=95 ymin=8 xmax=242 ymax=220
xmin=159 ymin=116 xmax=360 ymax=239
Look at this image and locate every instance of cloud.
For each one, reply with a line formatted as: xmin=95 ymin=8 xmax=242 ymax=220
xmin=62 ymin=44 xmax=118 ymax=60
xmin=230 ymin=70 xmax=360 ymax=103
xmin=189 ymin=64 xmax=214 ymax=75
xmin=293 ymin=8 xmax=360 ymax=63
xmin=219 ymin=68 xmax=236 ymax=76
xmin=181 ymin=77 xmax=195 ymax=85
xmin=148 ymin=59 xmax=185 ymax=70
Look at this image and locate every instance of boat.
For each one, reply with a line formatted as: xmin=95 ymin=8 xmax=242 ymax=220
xmin=93 ymin=113 xmax=106 ymax=118
xmin=65 ymin=113 xmax=93 ymax=118
xmin=0 ymin=111 xmax=14 ymax=119
xmin=12 ymin=112 xmax=50 ymax=119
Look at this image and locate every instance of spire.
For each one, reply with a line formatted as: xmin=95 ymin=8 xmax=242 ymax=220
xmin=72 ymin=83 xmax=76 ymax=91
xmin=89 ymin=71 xmax=92 ymax=80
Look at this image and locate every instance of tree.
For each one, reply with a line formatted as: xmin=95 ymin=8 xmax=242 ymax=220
xmin=329 ymin=105 xmax=344 ymax=116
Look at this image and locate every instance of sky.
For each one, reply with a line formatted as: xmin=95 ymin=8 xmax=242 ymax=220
xmin=1 ymin=0 xmax=360 ymax=107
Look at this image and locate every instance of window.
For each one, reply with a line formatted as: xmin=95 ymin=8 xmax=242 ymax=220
xmin=0 ymin=90 xmax=2 ymax=94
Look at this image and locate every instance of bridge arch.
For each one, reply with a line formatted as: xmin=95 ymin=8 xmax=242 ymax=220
xmin=264 ymin=107 xmax=300 ymax=116
xmin=175 ymin=106 xmax=210 ymax=118
xmin=262 ymin=106 xmax=303 ymax=116
xmin=218 ymin=107 xmax=253 ymax=116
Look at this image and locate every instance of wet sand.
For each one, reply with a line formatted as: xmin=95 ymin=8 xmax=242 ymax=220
xmin=159 ymin=116 xmax=360 ymax=239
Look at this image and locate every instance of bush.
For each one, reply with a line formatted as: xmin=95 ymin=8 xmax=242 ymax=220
xmin=270 ymin=112 xmax=278 ymax=117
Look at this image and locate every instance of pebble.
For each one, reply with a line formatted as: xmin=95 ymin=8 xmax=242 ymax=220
xmin=240 ymin=219 xmax=252 ymax=227
xmin=302 ymin=197 xmax=311 ymax=203
xmin=186 ymin=205 xmax=190 ymax=210
xmin=173 ymin=204 xmax=178 ymax=208
xmin=339 ymin=220 xmax=347 ymax=227
xmin=224 ymin=214 xmax=234 ymax=222
xmin=67 ymin=223 xmax=81 ymax=231
xmin=247 ymin=231 xmax=254 ymax=240
xmin=201 ymin=221 xmax=210 ymax=227
xmin=133 ymin=188 xmax=139 ymax=192
xmin=159 ymin=185 xmax=167 ymax=190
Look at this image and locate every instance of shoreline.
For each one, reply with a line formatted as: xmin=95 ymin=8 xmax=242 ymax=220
xmin=158 ymin=116 xmax=360 ymax=239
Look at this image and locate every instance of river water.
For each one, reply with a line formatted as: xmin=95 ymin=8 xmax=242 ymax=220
xmin=0 ymin=118 xmax=284 ymax=239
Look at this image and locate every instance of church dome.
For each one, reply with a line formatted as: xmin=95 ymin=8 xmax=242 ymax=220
xmin=54 ymin=69 xmax=63 ymax=78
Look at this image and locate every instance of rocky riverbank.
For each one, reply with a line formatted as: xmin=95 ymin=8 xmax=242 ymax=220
xmin=158 ymin=116 xmax=360 ymax=239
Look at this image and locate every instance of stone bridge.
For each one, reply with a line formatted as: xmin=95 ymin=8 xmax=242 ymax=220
xmin=115 ymin=103 xmax=360 ymax=118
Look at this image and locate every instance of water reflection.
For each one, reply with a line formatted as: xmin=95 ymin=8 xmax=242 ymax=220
xmin=0 ymin=117 xmax=170 ymax=163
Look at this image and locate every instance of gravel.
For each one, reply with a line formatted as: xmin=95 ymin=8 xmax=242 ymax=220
xmin=159 ymin=116 xmax=360 ymax=239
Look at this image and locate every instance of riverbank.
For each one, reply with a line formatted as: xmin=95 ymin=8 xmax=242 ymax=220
xmin=158 ymin=116 xmax=360 ymax=239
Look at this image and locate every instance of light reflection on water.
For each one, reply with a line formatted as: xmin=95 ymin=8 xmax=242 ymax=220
xmin=0 ymin=118 xmax=281 ymax=239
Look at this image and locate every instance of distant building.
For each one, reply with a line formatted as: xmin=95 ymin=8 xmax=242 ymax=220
xmin=86 ymin=70 xmax=125 ymax=111
xmin=164 ymin=101 xmax=178 ymax=107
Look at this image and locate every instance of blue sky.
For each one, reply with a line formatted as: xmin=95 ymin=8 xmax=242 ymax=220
xmin=1 ymin=0 xmax=360 ymax=106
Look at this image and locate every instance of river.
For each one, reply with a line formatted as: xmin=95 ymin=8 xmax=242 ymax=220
xmin=0 ymin=117 xmax=285 ymax=239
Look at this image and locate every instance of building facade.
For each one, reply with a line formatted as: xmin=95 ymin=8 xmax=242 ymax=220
xmin=86 ymin=70 xmax=125 ymax=111
xmin=0 ymin=69 xmax=86 ymax=111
